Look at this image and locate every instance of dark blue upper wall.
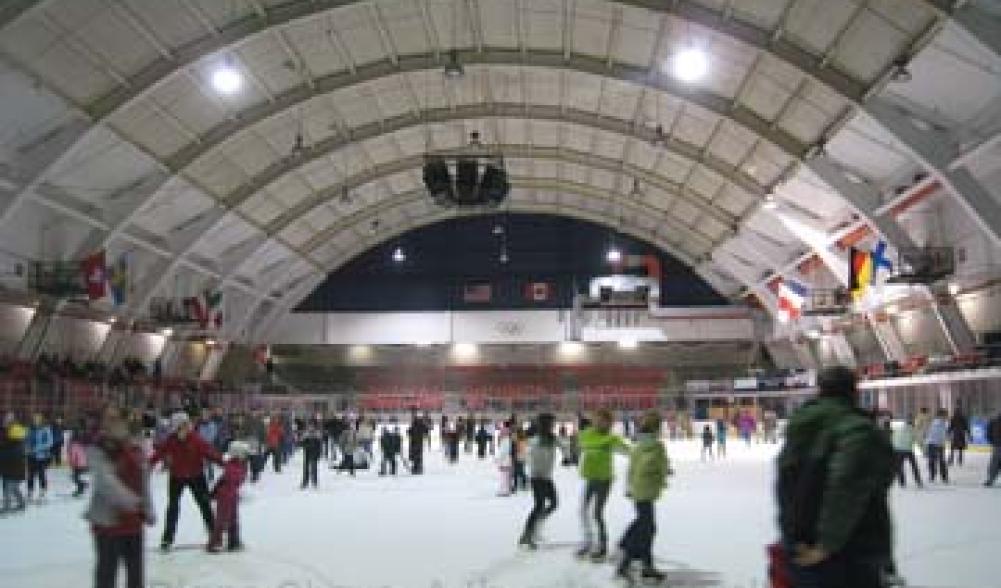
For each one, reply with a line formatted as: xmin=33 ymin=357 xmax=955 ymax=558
xmin=297 ymin=214 xmax=727 ymax=312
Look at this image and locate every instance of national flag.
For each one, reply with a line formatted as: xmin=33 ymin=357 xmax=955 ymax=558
xmin=871 ymin=240 xmax=893 ymax=280
xmin=463 ymin=282 xmax=492 ymax=303
xmin=524 ymin=281 xmax=552 ymax=302
xmin=850 ymin=247 xmax=873 ymax=301
xmin=80 ymin=250 xmax=107 ymax=300
xmin=187 ymin=290 xmax=224 ymax=329
xmin=777 ymin=279 xmax=808 ymax=323
xmin=108 ymin=253 xmax=129 ymax=306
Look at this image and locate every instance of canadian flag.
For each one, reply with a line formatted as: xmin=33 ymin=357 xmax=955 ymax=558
xmin=80 ymin=250 xmax=107 ymax=300
xmin=524 ymin=282 xmax=552 ymax=302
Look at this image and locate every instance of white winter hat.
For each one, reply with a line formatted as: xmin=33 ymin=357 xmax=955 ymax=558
xmin=170 ymin=412 xmax=191 ymax=432
xmin=228 ymin=441 xmax=250 ymax=459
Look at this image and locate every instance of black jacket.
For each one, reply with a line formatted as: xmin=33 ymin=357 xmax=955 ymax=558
xmin=381 ymin=431 xmax=401 ymax=455
xmin=300 ymin=430 xmax=323 ymax=458
xmin=0 ymin=431 xmax=25 ymax=481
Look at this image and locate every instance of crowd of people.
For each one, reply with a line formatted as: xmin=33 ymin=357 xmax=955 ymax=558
xmin=0 ymin=377 xmax=999 ymax=588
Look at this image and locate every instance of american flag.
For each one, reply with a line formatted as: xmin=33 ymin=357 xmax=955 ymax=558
xmin=463 ymin=282 xmax=492 ymax=303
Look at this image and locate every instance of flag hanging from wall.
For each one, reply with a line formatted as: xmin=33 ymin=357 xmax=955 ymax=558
xmin=871 ymin=240 xmax=894 ymax=280
xmin=108 ymin=253 xmax=129 ymax=306
xmin=524 ymin=281 xmax=553 ymax=302
xmin=187 ymin=290 xmax=224 ymax=329
xmin=777 ymin=279 xmax=808 ymax=323
xmin=80 ymin=249 xmax=107 ymax=300
xmin=850 ymin=247 xmax=873 ymax=301
xmin=462 ymin=282 xmax=492 ymax=303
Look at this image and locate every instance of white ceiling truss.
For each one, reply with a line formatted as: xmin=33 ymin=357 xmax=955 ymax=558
xmin=0 ymin=0 xmax=999 ymax=343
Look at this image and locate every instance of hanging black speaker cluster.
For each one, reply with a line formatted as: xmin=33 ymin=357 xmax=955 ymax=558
xmin=423 ymin=156 xmax=510 ymax=208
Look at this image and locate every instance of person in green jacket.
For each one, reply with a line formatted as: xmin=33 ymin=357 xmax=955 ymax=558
xmin=576 ymin=409 xmax=630 ymax=561
xmin=776 ymin=365 xmax=896 ymax=588
xmin=615 ymin=410 xmax=671 ymax=585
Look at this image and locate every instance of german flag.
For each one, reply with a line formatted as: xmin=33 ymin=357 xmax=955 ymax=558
xmin=850 ymin=247 xmax=873 ymax=301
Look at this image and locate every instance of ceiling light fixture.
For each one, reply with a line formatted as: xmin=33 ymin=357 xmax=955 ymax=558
xmin=211 ymin=61 xmax=243 ymax=95
xmin=618 ymin=338 xmax=638 ymax=350
xmin=392 ymin=246 xmax=406 ymax=263
xmin=762 ymin=195 xmax=779 ymax=210
xmin=670 ymin=48 xmax=709 ymax=83
xmin=606 ymin=246 xmax=622 ymax=264
xmin=805 ymin=329 xmax=821 ymax=340
xmin=499 ymin=249 xmax=509 ymax=264
xmin=948 ymin=282 xmax=960 ymax=296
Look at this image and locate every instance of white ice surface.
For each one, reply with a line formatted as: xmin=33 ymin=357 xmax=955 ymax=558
xmin=1 ymin=440 xmax=998 ymax=588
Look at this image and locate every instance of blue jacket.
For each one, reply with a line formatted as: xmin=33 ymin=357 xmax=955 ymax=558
xmin=26 ymin=425 xmax=53 ymax=460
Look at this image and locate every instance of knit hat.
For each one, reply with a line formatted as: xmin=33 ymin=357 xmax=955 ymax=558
xmin=170 ymin=411 xmax=190 ymax=432
xmin=228 ymin=441 xmax=250 ymax=459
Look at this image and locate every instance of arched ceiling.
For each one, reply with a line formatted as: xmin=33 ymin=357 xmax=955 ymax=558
xmin=0 ymin=0 xmax=1000 ymax=344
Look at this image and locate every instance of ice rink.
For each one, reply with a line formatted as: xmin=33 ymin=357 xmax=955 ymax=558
xmin=2 ymin=439 xmax=997 ymax=588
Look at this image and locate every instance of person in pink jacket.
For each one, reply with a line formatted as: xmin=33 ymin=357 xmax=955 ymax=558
xmin=207 ymin=441 xmax=248 ymax=553
xmin=67 ymin=429 xmax=89 ymax=498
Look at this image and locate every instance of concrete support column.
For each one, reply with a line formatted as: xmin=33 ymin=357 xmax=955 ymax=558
xmin=199 ymin=345 xmax=227 ymax=381
xmin=927 ymin=284 xmax=978 ymax=354
xmin=15 ymin=302 xmax=64 ymax=360
xmin=868 ymin=316 xmax=908 ymax=362
xmin=827 ymin=333 xmax=858 ymax=368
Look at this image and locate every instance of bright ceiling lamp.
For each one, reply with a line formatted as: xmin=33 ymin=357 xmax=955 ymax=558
xmin=618 ymin=338 xmax=638 ymax=350
xmin=670 ymin=48 xmax=709 ymax=83
xmin=453 ymin=342 xmax=478 ymax=359
xmin=560 ymin=341 xmax=584 ymax=356
xmin=211 ymin=62 xmax=243 ymax=95
xmin=762 ymin=194 xmax=779 ymax=210
xmin=392 ymin=246 xmax=406 ymax=263
xmin=606 ymin=246 xmax=622 ymax=264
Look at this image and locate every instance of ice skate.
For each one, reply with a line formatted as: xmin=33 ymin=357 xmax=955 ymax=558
xmin=640 ymin=567 xmax=666 ymax=585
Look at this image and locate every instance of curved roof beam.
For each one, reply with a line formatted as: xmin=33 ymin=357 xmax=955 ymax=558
xmin=298 ymin=177 xmax=719 ymax=258
xmin=265 ymin=142 xmax=739 ymax=240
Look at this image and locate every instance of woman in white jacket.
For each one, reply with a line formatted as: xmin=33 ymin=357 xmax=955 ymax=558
xmin=496 ymin=424 xmax=513 ymax=497
xmin=892 ymin=415 xmax=923 ymax=487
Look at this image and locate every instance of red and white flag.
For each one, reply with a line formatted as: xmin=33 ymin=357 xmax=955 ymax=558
xmin=80 ymin=250 xmax=106 ymax=300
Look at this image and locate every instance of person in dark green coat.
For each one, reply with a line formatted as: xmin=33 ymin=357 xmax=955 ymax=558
xmin=776 ymin=366 xmax=896 ymax=588
xmin=614 ymin=410 xmax=671 ymax=585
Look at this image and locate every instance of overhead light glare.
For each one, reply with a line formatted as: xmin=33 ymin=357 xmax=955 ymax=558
xmin=762 ymin=195 xmax=779 ymax=210
xmin=618 ymin=338 xmax=638 ymax=350
xmin=805 ymin=329 xmax=821 ymax=340
xmin=211 ymin=64 xmax=243 ymax=94
xmin=948 ymin=282 xmax=960 ymax=296
xmin=560 ymin=341 xmax=584 ymax=356
xmin=392 ymin=246 xmax=406 ymax=263
xmin=606 ymin=246 xmax=622 ymax=264
xmin=670 ymin=48 xmax=709 ymax=83
xmin=160 ymin=328 xmax=174 ymax=337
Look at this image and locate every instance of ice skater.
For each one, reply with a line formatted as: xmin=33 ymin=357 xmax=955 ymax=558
xmin=407 ymin=414 xmax=428 ymax=475
xmin=577 ymin=409 xmax=629 ymax=561
xmin=892 ymin=415 xmax=922 ymax=488
xmin=300 ymin=420 xmax=323 ymax=489
xmin=615 ymin=410 xmax=671 ymax=585
xmin=983 ymin=411 xmax=1001 ymax=487
xmin=701 ymin=424 xmax=714 ymax=461
xmin=379 ymin=425 xmax=401 ymax=476
xmin=496 ymin=425 xmax=513 ymax=496
xmin=149 ymin=412 xmax=223 ymax=551
xmin=518 ymin=413 xmax=562 ymax=550
xmin=86 ymin=408 xmax=155 ymax=588
xmin=925 ymin=409 xmax=949 ymax=484
xmin=715 ymin=417 xmax=727 ymax=459
xmin=207 ymin=441 xmax=248 ymax=552
xmin=947 ymin=406 xmax=970 ymax=466
xmin=25 ymin=413 xmax=53 ymax=502
xmin=68 ymin=425 xmax=90 ymax=497
xmin=475 ymin=422 xmax=490 ymax=459
xmin=0 ymin=413 xmax=27 ymax=513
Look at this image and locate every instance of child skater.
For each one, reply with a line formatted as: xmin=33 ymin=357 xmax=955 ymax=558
xmin=67 ymin=425 xmax=89 ymax=497
xmin=701 ymin=424 xmax=714 ymax=462
xmin=207 ymin=441 xmax=248 ymax=553
xmin=518 ymin=413 xmax=561 ymax=550
xmin=496 ymin=425 xmax=513 ymax=497
xmin=615 ymin=410 xmax=671 ymax=585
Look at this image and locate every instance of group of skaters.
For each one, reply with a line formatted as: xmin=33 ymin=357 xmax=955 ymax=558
xmin=4 ymin=383 xmax=1001 ymax=588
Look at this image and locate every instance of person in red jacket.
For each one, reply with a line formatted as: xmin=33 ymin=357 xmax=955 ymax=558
xmin=85 ymin=408 xmax=155 ymax=588
xmin=149 ymin=411 xmax=222 ymax=552
xmin=207 ymin=441 xmax=248 ymax=553
xmin=265 ymin=415 xmax=284 ymax=473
